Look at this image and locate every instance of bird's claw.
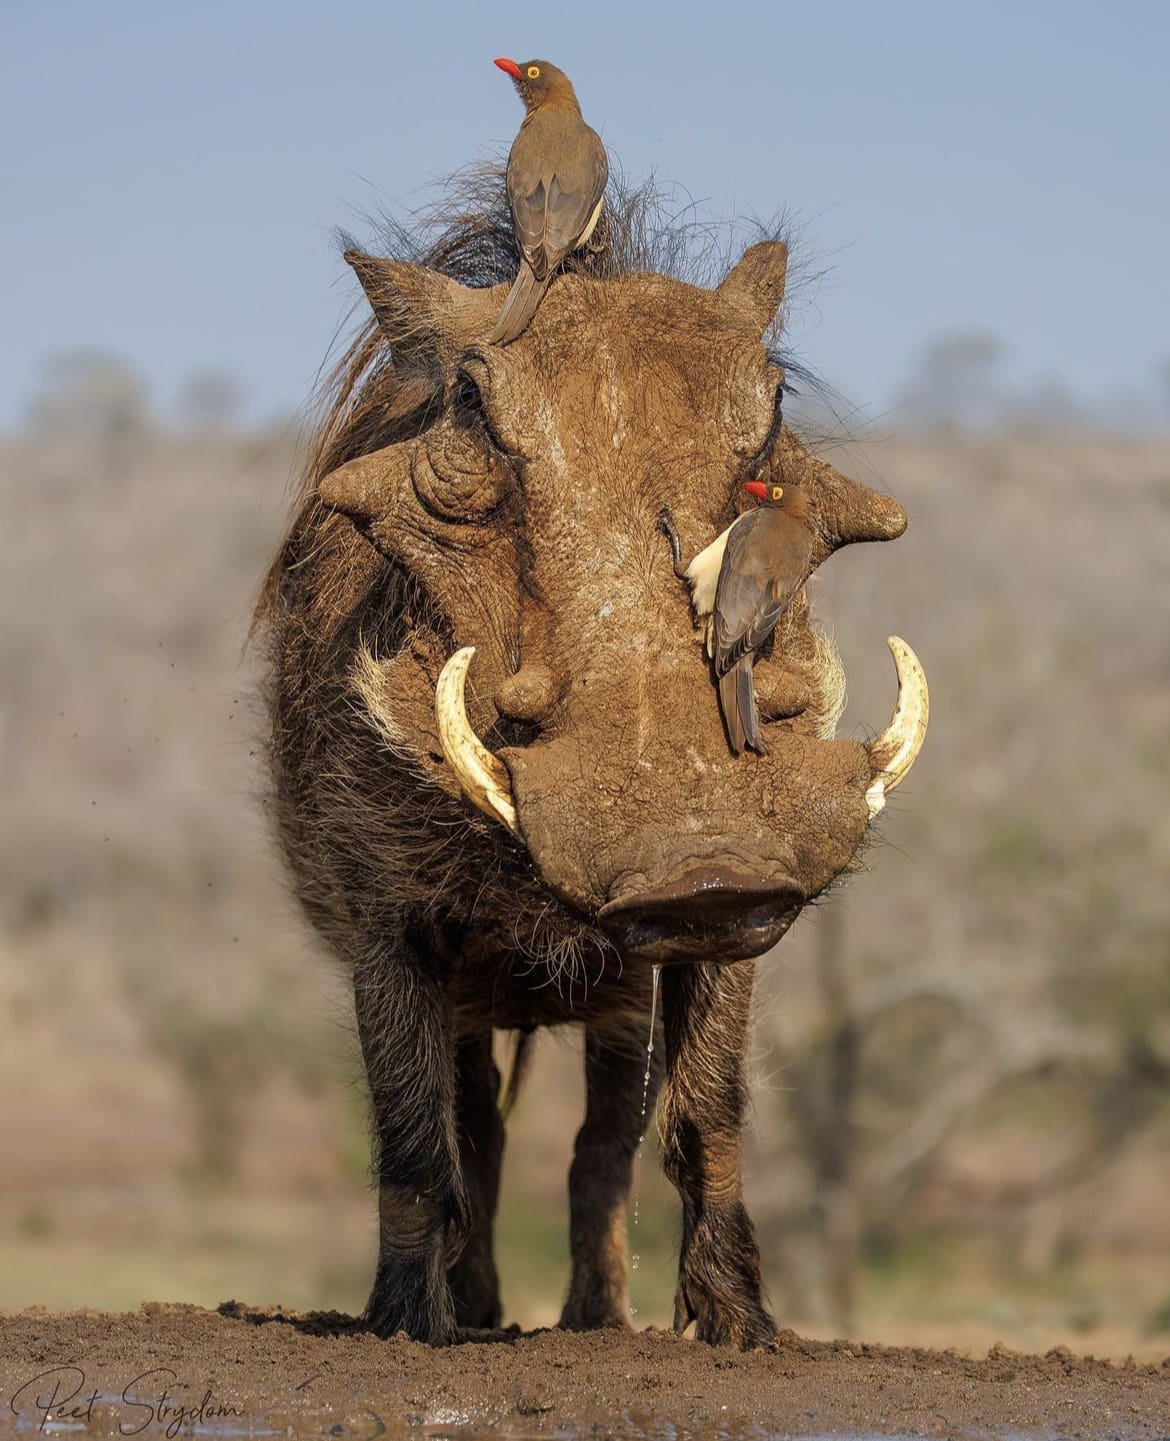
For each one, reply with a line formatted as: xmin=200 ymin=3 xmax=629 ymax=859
xmin=657 ymin=507 xmax=689 ymax=579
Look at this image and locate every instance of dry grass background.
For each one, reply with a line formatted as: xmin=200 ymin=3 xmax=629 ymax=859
xmin=2 ymin=363 xmax=1168 ymax=1359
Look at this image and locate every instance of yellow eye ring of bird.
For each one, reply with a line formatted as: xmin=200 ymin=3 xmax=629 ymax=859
xmin=771 ymin=485 xmax=784 ymax=501
xmin=527 ymin=65 xmax=541 ymax=78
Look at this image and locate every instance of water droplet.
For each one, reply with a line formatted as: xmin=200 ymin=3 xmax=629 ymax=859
xmin=628 ymin=963 xmax=662 ymax=1320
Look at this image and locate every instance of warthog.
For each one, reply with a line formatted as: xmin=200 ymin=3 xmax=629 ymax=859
xmin=256 ymin=178 xmax=927 ymax=1348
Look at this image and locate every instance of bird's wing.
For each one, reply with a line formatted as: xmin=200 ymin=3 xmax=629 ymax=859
xmin=541 ymin=126 xmax=607 ymax=258
xmin=507 ymin=120 xmax=608 ymax=279
xmin=508 ymin=166 xmax=552 ymax=274
xmin=711 ymin=510 xmax=813 ymax=676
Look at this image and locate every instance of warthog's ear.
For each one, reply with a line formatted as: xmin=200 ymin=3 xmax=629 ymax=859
xmin=344 ymin=250 xmax=508 ymax=370
xmin=718 ymin=241 xmax=789 ymax=332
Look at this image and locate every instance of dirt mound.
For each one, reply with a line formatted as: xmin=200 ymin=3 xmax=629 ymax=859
xmin=2 ymin=1304 xmax=1168 ymax=1438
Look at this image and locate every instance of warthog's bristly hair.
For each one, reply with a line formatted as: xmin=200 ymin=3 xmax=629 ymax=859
xmin=357 ymin=158 xmax=794 ymax=290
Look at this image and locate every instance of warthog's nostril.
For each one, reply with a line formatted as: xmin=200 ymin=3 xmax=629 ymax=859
xmin=598 ymin=865 xmax=806 ymax=964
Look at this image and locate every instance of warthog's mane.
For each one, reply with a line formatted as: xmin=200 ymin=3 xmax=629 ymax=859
xmin=355 ymin=159 xmax=787 ymax=289
xmin=307 ymin=161 xmax=820 ymax=493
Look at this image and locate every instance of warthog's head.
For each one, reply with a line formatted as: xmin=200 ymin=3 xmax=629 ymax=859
xmin=315 ymin=210 xmax=926 ymax=966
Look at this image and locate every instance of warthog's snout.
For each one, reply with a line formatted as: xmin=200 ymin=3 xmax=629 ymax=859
xmin=598 ymin=864 xmax=806 ymax=963
xmin=434 ymin=640 xmax=926 ymax=964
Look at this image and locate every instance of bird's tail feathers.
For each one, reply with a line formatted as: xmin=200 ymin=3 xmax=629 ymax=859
xmin=719 ymin=659 xmax=765 ymax=756
xmin=490 ymin=262 xmax=550 ymax=344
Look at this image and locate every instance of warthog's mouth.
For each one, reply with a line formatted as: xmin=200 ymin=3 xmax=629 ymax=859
xmin=597 ymin=865 xmax=806 ymax=964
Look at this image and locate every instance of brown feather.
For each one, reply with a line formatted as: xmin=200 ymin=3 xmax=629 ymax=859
xmin=489 ymin=260 xmax=550 ymax=345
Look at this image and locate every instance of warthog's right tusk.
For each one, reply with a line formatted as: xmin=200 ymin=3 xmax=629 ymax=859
xmin=435 ymin=647 xmax=521 ymax=838
xmin=865 ymin=636 xmax=929 ymax=819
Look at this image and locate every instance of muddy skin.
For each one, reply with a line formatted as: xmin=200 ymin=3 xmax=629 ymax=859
xmin=255 ymin=179 xmax=918 ymax=1348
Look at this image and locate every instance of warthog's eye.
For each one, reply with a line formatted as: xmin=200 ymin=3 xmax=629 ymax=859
xmin=747 ymin=381 xmax=785 ymax=479
xmin=452 ymin=367 xmax=509 ymax=458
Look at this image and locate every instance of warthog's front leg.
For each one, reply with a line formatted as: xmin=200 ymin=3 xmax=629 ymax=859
xmin=560 ymin=1025 xmax=664 ymax=1330
xmin=659 ymin=960 xmax=776 ymax=1349
xmin=355 ymin=939 xmax=467 ymax=1344
xmin=448 ymin=1031 xmax=504 ymax=1329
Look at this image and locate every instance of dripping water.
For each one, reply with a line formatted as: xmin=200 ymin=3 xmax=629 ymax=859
xmin=628 ymin=962 xmax=661 ymax=1316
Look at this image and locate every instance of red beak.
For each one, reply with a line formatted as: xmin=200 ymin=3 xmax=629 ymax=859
xmin=494 ymin=57 xmax=524 ymax=79
xmin=743 ymin=480 xmax=769 ymax=501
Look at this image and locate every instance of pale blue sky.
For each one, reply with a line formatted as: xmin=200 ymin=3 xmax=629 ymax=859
xmin=2 ymin=0 xmax=1167 ymax=429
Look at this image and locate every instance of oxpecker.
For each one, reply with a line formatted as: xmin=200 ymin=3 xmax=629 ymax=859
xmin=665 ymin=483 xmax=815 ymax=755
xmin=491 ymin=58 xmax=608 ymax=344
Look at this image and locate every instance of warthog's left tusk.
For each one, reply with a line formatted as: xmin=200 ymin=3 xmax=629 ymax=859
xmin=435 ymin=647 xmax=521 ymax=838
xmin=865 ymin=636 xmax=929 ymax=819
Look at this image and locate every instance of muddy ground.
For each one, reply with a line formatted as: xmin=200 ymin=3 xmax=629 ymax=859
xmin=2 ymin=1305 xmax=1169 ymax=1439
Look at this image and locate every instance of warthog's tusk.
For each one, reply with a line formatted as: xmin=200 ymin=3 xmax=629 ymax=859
xmin=865 ymin=636 xmax=929 ymax=819
xmin=435 ymin=646 xmax=521 ymax=838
